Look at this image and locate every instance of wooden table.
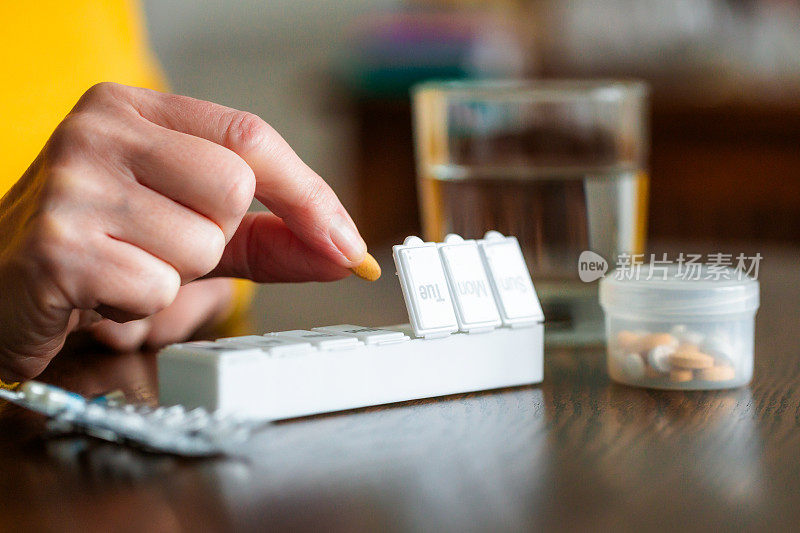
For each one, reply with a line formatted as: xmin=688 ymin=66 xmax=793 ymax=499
xmin=1 ymin=246 xmax=798 ymax=532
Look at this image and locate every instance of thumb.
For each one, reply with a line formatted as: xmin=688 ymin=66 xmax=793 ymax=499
xmin=208 ymin=212 xmax=351 ymax=283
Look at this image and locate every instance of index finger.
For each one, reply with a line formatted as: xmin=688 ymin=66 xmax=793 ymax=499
xmin=127 ymin=86 xmax=367 ymax=267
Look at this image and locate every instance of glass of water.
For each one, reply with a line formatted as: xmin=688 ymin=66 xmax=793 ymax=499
xmin=412 ymin=80 xmax=649 ymax=343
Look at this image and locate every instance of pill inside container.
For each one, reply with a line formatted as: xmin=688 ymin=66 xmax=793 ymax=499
xmin=599 ymin=266 xmax=759 ymax=390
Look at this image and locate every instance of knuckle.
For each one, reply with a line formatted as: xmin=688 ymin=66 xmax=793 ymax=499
xmin=23 ymin=213 xmax=90 ymax=309
xmin=37 ymin=168 xmax=112 ymax=231
xmin=28 ymin=272 xmax=68 ymax=319
xmin=222 ymin=163 xmax=255 ymax=216
xmin=43 ymin=166 xmax=90 ymax=201
xmin=29 ymin=211 xmax=75 ymax=263
xmin=45 ymin=117 xmax=84 ymax=165
xmin=297 ymin=179 xmax=332 ymax=220
xmin=45 ymin=113 xmax=105 ymax=166
xmin=77 ymin=82 xmax=127 ymax=109
xmin=224 ymin=112 xmax=275 ymax=155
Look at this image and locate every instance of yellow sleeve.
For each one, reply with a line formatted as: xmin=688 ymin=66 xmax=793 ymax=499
xmin=0 ymin=1 xmax=255 ymax=332
xmin=0 ymin=1 xmax=167 ymax=195
xmin=0 ymin=380 xmax=19 ymax=391
xmin=214 ymin=278 xmax=256 ymax=337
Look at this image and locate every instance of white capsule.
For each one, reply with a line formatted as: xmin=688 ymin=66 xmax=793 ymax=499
xmin=647 ymin=344 xmax=677 ymax=373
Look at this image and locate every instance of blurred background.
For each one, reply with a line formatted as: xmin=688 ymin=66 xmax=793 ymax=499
xmin=142 ymin=0 xmax=800 ymax=332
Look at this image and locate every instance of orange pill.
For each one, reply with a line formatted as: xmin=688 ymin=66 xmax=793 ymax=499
xmin=677 ymin=343 xmax=700 ymax=353
xmin=349 ymin=252 xmax=381 ymax=281
xmin=669 ymin=369 xmax=694 ymax=383
xmin=697 ymin=365 xmax=736 ymax=382
xmin=640 ymin=333 xmax=678 ymax=351
xmin=668 ymin=349 xmax=715 ymax=370
xmin=616 ymin=330 xmax=642 ymax=351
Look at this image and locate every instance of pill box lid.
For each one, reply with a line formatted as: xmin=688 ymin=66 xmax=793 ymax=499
xmin=392 ymin=236 xmax=459 ymax=338
xmin=600 ymin=265 xmax=759 ymax=318
xmin=478 ymin=231 xmax=544 ymax=324
xmin=438 ymin=234 xmax=502 ymax=331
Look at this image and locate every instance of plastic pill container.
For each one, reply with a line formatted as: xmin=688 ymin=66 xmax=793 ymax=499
xmin=599 ymin=266 xmax=759 ymax=390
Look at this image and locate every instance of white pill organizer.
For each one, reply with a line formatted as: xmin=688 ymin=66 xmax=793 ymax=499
xmin=158 ymin=232 xmax=545 ymax=420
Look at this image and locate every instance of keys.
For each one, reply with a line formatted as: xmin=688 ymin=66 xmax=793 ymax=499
xmin=270 ymin=330 xmax=363 ymax=350
xmin=393 ymin=236 xmax=458 ymax=339
xmin=438 ymin=234 xmax=501 ymax=333
xmin=312 ymin=325 xmax=409 ymax=345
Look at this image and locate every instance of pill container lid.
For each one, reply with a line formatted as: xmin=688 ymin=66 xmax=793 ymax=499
xmin=392 ymin=236 xmax=459 ymax=338
xmin=600 ymin=266 xmax=759 ymax=318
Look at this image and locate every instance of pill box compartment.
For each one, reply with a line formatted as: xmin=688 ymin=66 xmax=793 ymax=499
xmin=599 ymin=267 xmax=759 ymax=390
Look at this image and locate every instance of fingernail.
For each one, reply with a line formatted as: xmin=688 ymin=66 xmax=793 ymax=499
xmin=329 ymin=213 xmax=366 ymax=264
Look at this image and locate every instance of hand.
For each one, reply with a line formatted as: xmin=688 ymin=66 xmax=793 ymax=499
xmin=88 ymin=278 xmax=235 ymax=352
xmin=0 ymin=82 xmax=366 ymax=381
